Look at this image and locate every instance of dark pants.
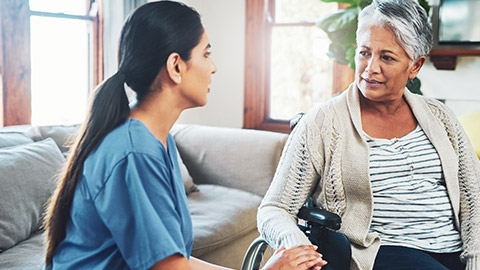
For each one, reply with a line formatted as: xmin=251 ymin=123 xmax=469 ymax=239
xmin=373 ymin=246 xmax=465 ymax=270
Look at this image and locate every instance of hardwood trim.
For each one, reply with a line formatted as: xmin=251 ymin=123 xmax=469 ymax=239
xmin=430 ymin=48 xmax=480 ymax=56
xmin=93 ymin=0 xmax=104 ymax=88
xmin=332 ymin=61 xmax=354 ymax=95
xmin=0 ymin=4 xmax=4 ymax=127
xmin=0 ymin=0 xmax=31 ymax=126
xmin=429 ymin=49 xmax=480 ymax=70
xmin=430 ymin=55 xmax=457 ymax=71
xmin=243 ymin=0 xmax=268 ymax=130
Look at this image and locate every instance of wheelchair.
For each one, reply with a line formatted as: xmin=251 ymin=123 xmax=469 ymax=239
xmin=241 ymin=113 xmax=352 ymax=270
xmin=240 ymin=198 xmax=351 ymax=270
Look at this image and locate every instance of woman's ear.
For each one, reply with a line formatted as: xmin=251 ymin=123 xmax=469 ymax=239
xmin=165 ymin=52 xmax=185 ymax=84
xmin=408 ymin=56 xmax=426 ymax=80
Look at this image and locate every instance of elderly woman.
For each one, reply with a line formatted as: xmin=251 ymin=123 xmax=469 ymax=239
xmin=257 ymin=0 xmax=480 ymax=269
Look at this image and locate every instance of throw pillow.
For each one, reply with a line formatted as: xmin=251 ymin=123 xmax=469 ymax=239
xmin=0 ymin=138 xmax=65 ymax=251
xmin=176 ymin=148 xmax=198 ymax=194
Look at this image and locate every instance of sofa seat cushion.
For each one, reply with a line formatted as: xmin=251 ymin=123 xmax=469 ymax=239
xmin=188 ymin=184 xmax=262 ymax=256
xmin=0 ymin=231 xmax=45 ymax=270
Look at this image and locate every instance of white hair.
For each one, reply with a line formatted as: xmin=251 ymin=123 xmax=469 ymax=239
xmin=357 ymin=0 xmax=433 ymax=60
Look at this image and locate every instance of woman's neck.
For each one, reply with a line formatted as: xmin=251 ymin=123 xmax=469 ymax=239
xmin=359 ymin=93 xmax=406 ymax=116
xmin=359 ymin=92 xmax=417 ymax=139
xmin=129 ymin=90 xmax=182 ymax=149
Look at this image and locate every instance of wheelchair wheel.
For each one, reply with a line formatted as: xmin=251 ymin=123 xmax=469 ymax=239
xmin=240 ymin=237 xmax=275 ymax=270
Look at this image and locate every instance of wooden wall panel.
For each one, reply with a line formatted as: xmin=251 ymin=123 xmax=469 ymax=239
xmin=0 ymin=0 xmax=31 ymax=126
xmin=333 ymin=62 xmax=354 ymax=95
xmin=243 ymin=0 xmax=268 ymax=130
xmin=0 ymin=5 xmax=4 ymax=127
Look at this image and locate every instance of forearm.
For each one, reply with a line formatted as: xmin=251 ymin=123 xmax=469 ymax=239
xmin=258 ymin=205 xmax=311 ymax=249
xmin=258 ymin=118 xmax=320 ymax=249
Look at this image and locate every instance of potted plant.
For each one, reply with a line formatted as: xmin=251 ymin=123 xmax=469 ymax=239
xmin=317 ymin=0 xmax=430 ymax=94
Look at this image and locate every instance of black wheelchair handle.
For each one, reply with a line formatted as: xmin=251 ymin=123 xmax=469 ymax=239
xmin=297 ymin=206 xmax=341 ymax=231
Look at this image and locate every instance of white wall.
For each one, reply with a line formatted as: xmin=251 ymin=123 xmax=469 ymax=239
xmin=175 ymin=0 xmax=246 ymax=128
xmin=419 ymin=57 xmax=480 ymax=117
xmin=167 ymin=0 xmax=480 ymax=127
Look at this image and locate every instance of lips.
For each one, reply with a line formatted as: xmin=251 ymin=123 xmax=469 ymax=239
xmin=363 ymin=77 xmax=383 ymax=84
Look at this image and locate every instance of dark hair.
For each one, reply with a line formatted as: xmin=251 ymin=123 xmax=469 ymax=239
xmin=44 ymin=1 xmax=203 ymax=266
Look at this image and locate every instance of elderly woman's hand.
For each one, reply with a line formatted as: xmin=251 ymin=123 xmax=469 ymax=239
xmin=261 ymin=245 xmax=327 ymax=270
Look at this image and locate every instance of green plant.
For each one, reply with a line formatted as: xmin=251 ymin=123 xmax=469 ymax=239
xmin=317 ymin=0 xmax=430 ymax=94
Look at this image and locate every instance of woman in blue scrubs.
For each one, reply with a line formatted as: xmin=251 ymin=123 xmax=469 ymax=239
xmin=43 ymin=1 xmax=326 ymax=269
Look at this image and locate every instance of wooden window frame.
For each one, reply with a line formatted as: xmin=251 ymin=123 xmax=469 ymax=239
xmin=0 ymin=0 xmax=103 ymax=127
xmin=243 ymin=0 xmax=354 ymax=133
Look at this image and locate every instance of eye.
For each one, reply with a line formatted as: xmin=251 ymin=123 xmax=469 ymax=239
xmin=204 ymin=51 xmax=212 ymax=57
xmin=382 ymin=55 xmax=394 ymax=61
xmin=358 ymin=50 xmax=369 ymax=57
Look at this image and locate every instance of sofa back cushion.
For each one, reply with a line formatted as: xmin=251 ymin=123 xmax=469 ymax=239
xmin=0 ymin=138 xmax=65 ymax=251
xmin=27 ymin=125 xmax=80 ymax=153
xmin=0 ymin=131 xmax=34 ymax=148
xmin=172 ymin=125 xmax=288 ymax=197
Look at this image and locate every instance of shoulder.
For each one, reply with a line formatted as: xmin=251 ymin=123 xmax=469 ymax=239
xmin=96 ymin=119 xmax=165 ymax=158
xmin=83 ymin=119 xmax=169 ymax=191
xmin=301 ymin=91 xmax=348 ymax=132
xmin=406 ymin=91 xmax=457 ymax=122
xmin=425 ymin=98 xmax=457 ymax=121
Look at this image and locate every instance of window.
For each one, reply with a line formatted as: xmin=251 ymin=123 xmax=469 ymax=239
xmin=29 ymin=0 xmax=101 ymax=125
xmin=0 ymin=0 xmax=102 ymax=127
xmin=244 ymin=0 xmax=354 ymax=133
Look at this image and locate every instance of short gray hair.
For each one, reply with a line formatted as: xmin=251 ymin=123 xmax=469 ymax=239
xmin=357 ymin=0 xmax=433 ymax=60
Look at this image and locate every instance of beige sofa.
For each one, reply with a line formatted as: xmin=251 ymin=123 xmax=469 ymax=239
xmin=0 ymin=123 xmax=288 ymax=269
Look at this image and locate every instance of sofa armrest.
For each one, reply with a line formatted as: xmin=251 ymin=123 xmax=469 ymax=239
xmin=171 ymin=124 xmax=288 ymax=197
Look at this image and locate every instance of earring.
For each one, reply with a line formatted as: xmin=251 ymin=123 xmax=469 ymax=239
xmin=178 ymin=76 xmax=182 ymax=82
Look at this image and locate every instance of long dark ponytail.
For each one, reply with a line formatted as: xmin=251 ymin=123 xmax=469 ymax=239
xmin=44 ymin=1 xmax=203 ymax=266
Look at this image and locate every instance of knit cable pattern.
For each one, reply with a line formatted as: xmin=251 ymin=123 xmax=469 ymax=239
xmin=283 ymin=121 xmax=317 ymax=215
xmin=427 ymin=100 xmax=480 ymax=267
xmin=323 ymin=124 xmax=347 ymax=216
xmin=457 ymin=124 xmax=480 ymax=265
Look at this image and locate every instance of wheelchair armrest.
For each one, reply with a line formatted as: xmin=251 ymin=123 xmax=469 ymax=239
xmin=289 ymin=112 xmax=305 ymax=130
xmin=298 ymin=206 xmax=341 ymax=230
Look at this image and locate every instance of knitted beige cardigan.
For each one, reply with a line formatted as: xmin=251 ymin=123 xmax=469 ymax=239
xmin=257 ymin=84 xmax=480 ymax=270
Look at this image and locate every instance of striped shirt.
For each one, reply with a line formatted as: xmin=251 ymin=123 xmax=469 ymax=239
xmin=364 ymin=125 xmax=463 ymax=253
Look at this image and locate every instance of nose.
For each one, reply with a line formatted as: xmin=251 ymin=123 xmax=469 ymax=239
xmin=365 ymin=56 xmax=380 ymax=74
xmin=211 ymin=59 xmax=217 ymax=74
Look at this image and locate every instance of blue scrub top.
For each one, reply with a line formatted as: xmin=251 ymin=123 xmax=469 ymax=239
xmin=48 ymin=119 xmax=193 ymax=270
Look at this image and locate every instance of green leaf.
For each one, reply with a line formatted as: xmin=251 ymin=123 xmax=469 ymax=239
xmin=407 ymin=77 xmax=422 ymax=95
xmin=418 ymin=0 xmax=430 ymax=15
xmin=326 ymin=43 xmax=349 ymax=65
xmin=358 ymin=0 xmax=372 ymax=9
xmin=317 ymin=11 xmax=346 ymax=32
xmin=326 ymin=8 xmax=358 ymax=32
xmin=326 ymin=27 xmax=355 ymax=46
xmin=317 ymin=8 xmax=358 ymax=33
xmin=345 ymin=46 xmax=357 ymax=70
